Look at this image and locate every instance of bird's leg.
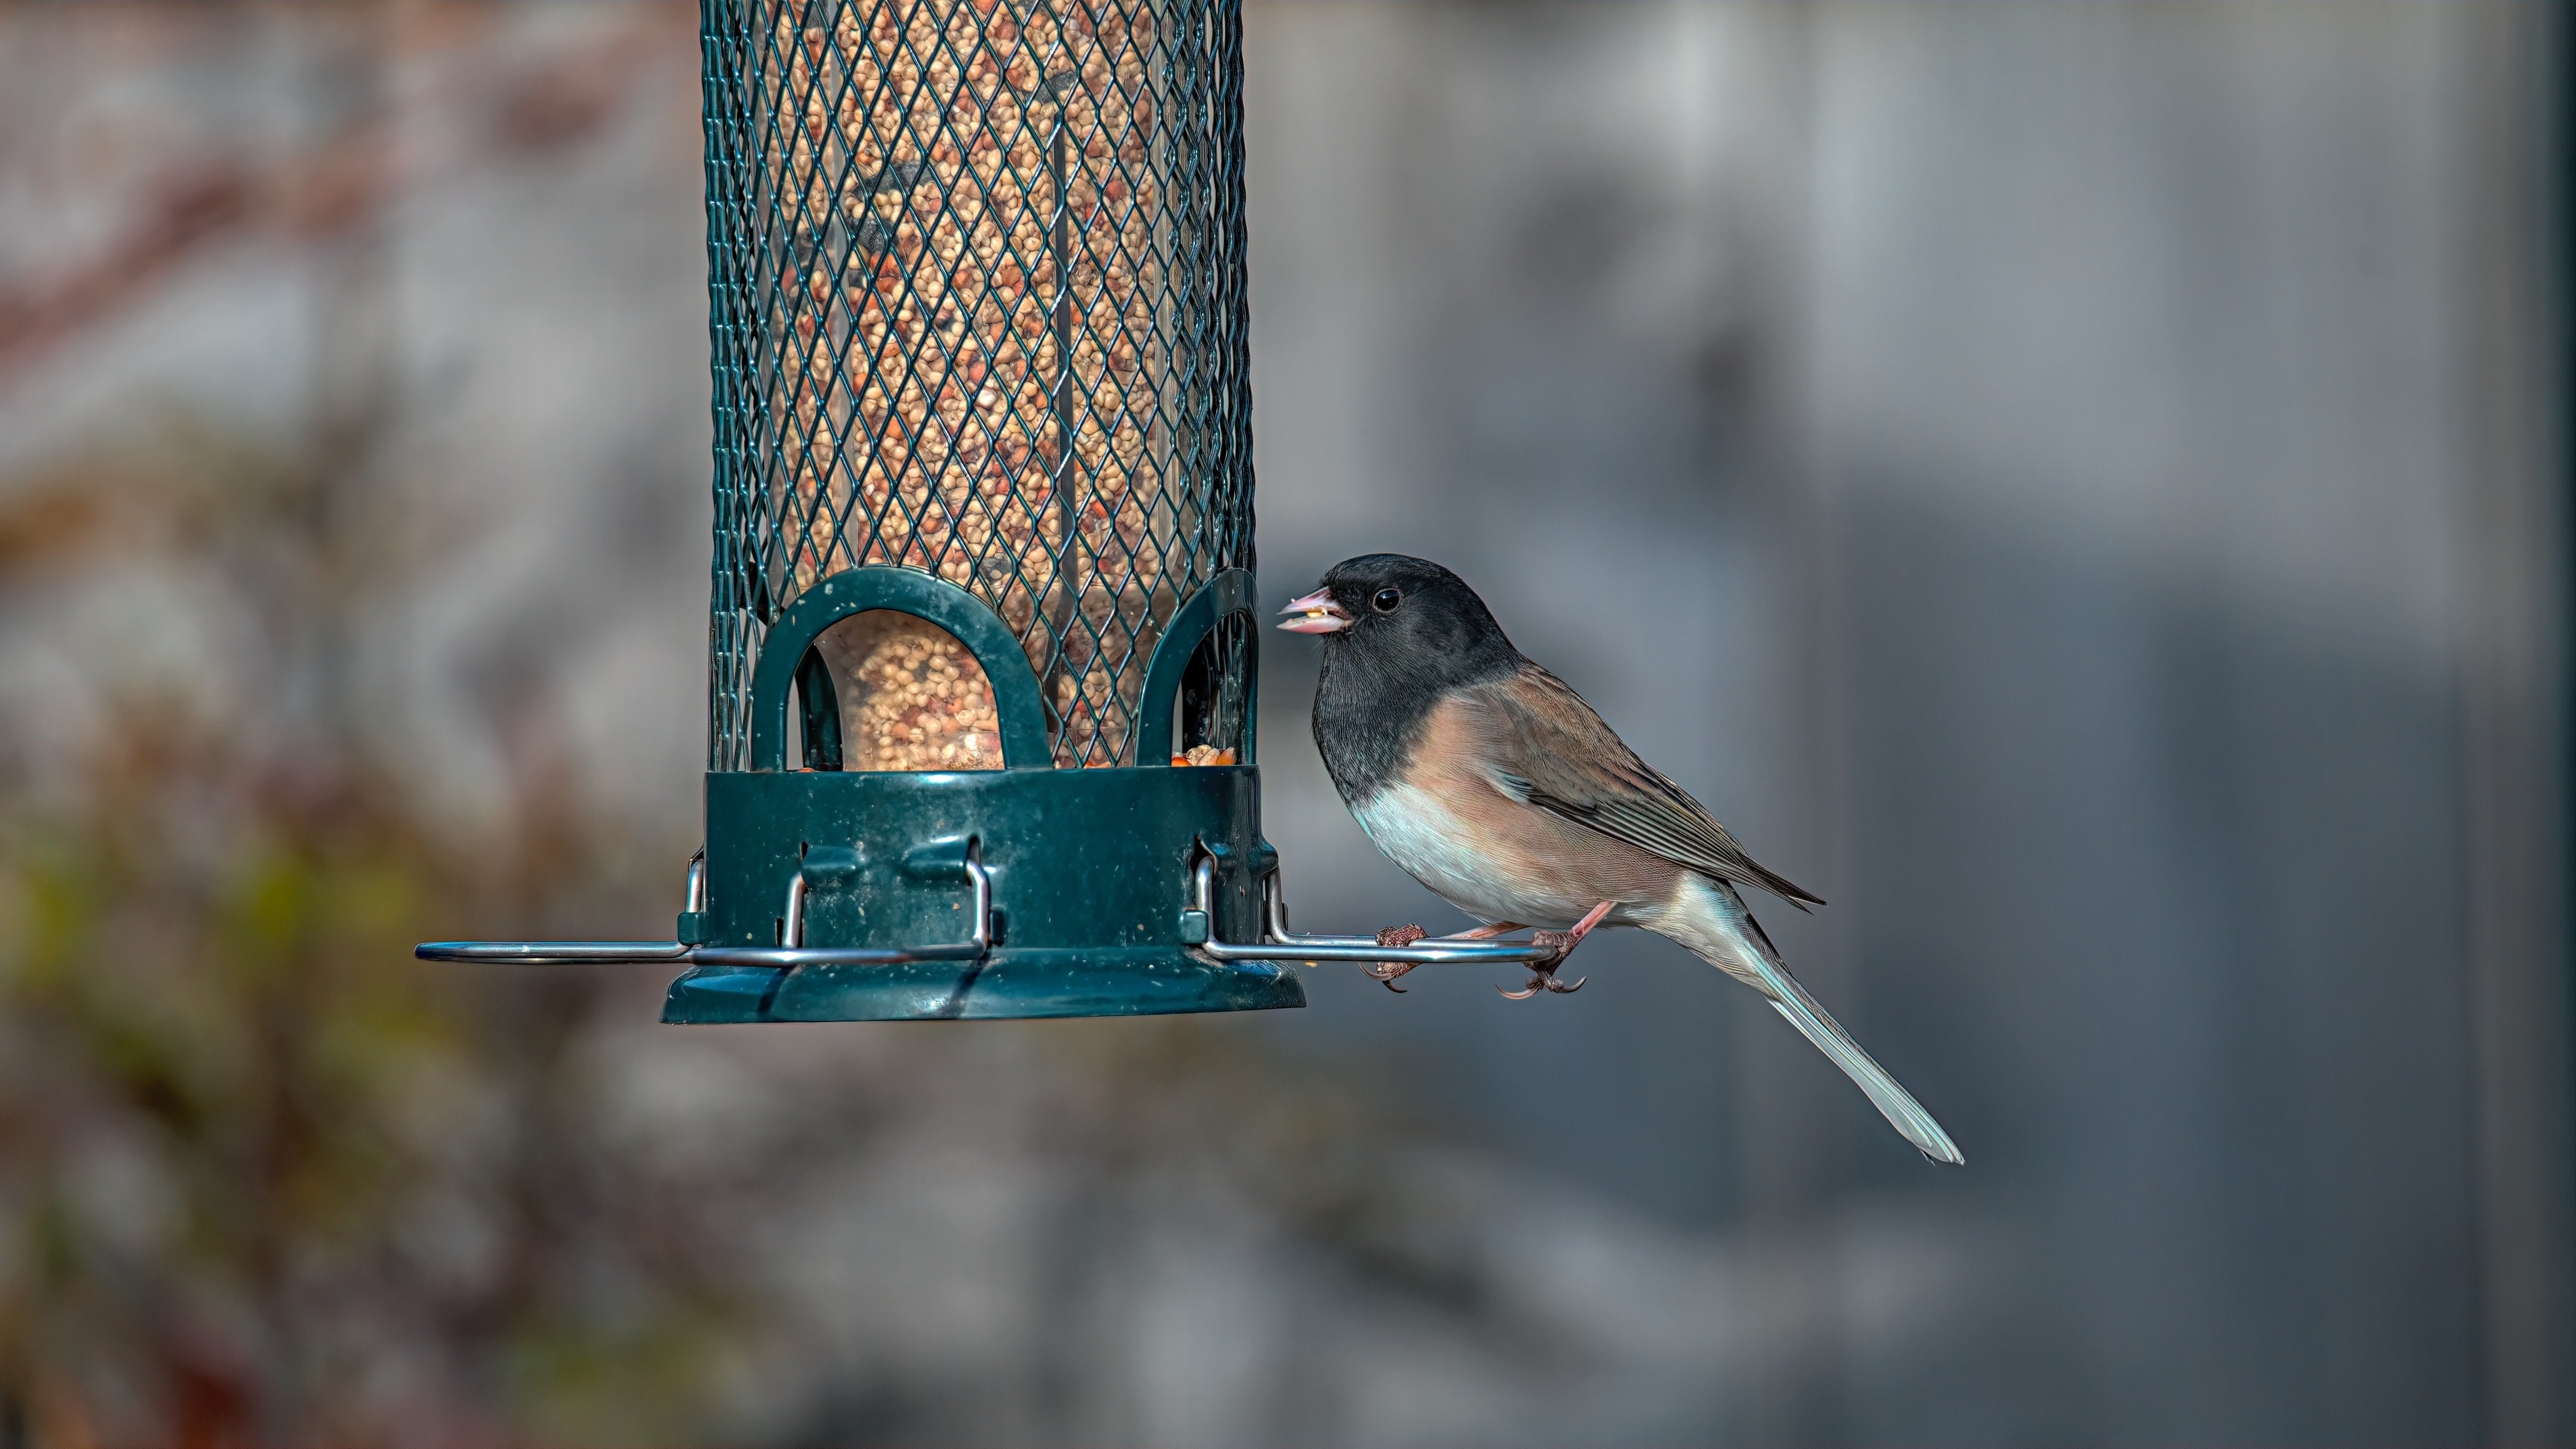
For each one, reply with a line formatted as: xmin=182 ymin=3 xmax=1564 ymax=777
xmin=1454 ymin=921 xmax=1526 ymax=940
xmin=1500 ymin=901 xmax=1616 ymax=999
xmin=1364 ymin=924 xmax=1431 ymax=992
xmin=1531 ymin=900 xmax=1615 ymax=963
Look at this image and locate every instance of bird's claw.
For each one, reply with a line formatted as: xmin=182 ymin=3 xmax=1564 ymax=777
xmin=1498 ymin=922 xmax=1600 ymax=1000
xmin=1496 ymin=931 xmax=1579 ymax=998
xmin=1366 ymin=925 xmax=1429 ymax=993
xmin=1497 ymin=966 xmax=1585 ymax=999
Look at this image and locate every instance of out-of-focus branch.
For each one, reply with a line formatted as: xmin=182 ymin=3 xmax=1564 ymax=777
xmin=0 ymin=9 xmax=685 ymax=383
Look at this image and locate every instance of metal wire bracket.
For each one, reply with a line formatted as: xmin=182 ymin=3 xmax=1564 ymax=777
xmin=420 ymin=847 xmax=1546 ymax=973
xmin=1180 ymin=857 xmax=1558 ymax=966
xmin=691 ymin=843 xmax=991 ymax=968
xmin=411 ymin=940 xmax=696 ymax=965
xmin=415 ymin=844 xmax=992 ymax=969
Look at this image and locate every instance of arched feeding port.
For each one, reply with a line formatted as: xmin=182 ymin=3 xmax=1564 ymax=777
xmin=417 ymin=0 xmax=1552 ymax=1018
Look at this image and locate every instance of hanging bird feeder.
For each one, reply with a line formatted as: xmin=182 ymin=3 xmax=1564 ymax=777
xmin=417 ymin=0 xmax=1551 ymax=1019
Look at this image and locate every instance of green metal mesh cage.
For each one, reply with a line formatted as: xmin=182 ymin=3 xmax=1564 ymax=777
xmin=702 ymin=0 xmax=1252 ymax=773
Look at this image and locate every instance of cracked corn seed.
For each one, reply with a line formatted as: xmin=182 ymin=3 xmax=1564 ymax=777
xmin=765 ymin=0 xmax=1175 ymax=770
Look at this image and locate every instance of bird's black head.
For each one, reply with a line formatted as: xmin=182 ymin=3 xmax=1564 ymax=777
xmin=1284 ymin=555 xmax=1525 ymax=802
xmin=1280 ymin=553 xmax=1521 ymax=683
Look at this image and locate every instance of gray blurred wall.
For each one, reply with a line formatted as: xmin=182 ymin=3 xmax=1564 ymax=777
xmin=1249 ymin=2 xmax=2571 ymax=1442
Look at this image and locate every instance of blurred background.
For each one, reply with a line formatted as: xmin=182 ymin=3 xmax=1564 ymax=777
xmin=1 ymin=2 xmax=2569 ymax=1444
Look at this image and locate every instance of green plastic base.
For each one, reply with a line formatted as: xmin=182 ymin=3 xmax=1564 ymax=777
xmin=664 ymin=947 xmax=1300 ymax=1022
xmin=666 ymin=764 xmax=1301 ymax=1023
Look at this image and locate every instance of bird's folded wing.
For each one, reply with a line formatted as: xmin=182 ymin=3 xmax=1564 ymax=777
xmin=1470 ymin=664 xmax=1825 ymax=909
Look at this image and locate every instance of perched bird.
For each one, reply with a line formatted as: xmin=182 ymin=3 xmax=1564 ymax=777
xmin=1281 ymin=553 xmax=1963 ymax=1164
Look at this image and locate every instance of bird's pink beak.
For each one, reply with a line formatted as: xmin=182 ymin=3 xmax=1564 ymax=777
xmin=1278 ymin=588 xmax=1352 ymax=634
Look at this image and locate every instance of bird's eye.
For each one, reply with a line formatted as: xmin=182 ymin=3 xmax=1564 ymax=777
xmin=1371 ymin=588 xmax=1402 ymax=614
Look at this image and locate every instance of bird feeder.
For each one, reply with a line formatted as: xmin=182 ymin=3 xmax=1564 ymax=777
xmin=418 ymin=0 xmax=1552 ymax=1018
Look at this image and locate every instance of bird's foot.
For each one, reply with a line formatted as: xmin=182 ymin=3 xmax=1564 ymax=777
xmin=1498 ymin=957 xmax=1587 ymax=999
xmin=1530 ymin=927 xmax=1578 ymax=961
xmin=1365 ymin=924 xmax=1430 ymax=992
xmin=1527 ymin=931 xmax=1590 ymax=994
xmin=1498 ymin=902 xmax=1615 ymax=999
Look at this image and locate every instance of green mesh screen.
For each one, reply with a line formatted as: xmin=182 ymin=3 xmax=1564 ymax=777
xmin=701 ymin=0 xmax=1252 ymax=770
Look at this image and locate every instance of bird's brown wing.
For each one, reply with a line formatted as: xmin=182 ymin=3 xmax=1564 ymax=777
xmin=1467 ymin=663 xmax=1825 ymax=910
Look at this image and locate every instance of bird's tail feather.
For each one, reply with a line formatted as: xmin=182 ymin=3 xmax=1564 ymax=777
xmin=1668 ymin=878 xmax=1965 ymax=1165
xmin=1747 ymin=949 xmax=1965 ymax=1165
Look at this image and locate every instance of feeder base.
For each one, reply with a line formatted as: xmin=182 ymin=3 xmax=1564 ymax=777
xmin=662 ymin=947 xmax=1300 ymax=1022
xmin=685 ymin=763 xmax=1291 ymax=1022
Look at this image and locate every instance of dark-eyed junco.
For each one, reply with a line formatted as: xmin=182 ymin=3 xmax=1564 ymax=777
xmin=1282 ymin=553 xmax=1963 ymax=1165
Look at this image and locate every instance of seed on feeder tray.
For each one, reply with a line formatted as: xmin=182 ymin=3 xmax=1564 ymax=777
xmin=813 ymin=610 xmax=1006 ymax=772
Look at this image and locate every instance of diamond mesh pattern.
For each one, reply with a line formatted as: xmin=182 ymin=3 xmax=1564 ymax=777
xmin=702 ymin=0 xmax=1251 ymax=769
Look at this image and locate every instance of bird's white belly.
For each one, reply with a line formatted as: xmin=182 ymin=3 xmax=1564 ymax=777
xmin=1350 ymin=781 xmax=1558 ymax=927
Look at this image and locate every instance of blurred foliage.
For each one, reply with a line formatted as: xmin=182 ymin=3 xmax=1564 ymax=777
xmin=0 ymin=417 xmax=751 ymax=1446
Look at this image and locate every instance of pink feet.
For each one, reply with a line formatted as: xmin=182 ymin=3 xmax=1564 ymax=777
xmin=1364 ymin=924 xmax=1430 ymax=992
xmin=1363 ymin=921 xmax=1529 ymax=993
xmin=1499 ymin=901 xmax=1614 ymax=999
